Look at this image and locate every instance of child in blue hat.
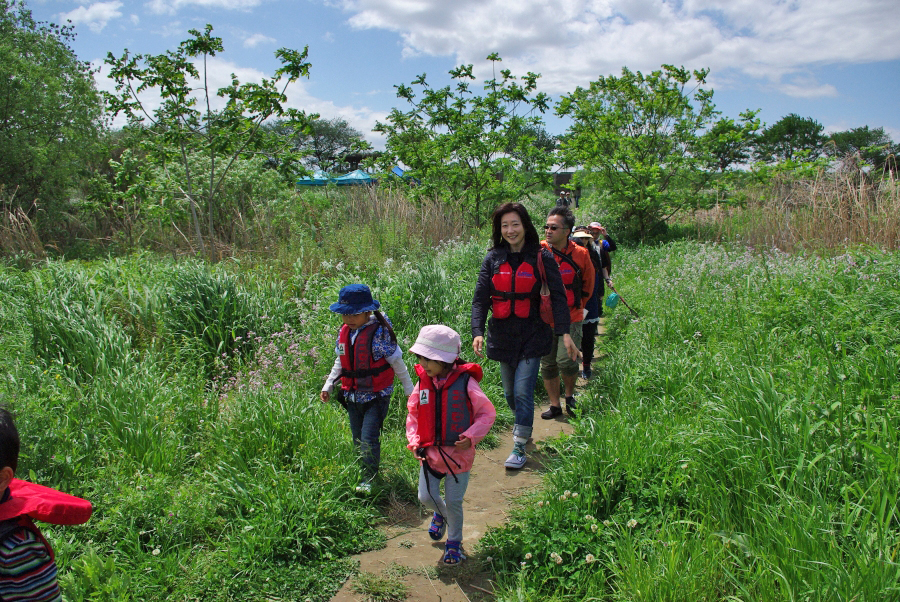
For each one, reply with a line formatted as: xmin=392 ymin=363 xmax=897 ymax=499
xmin=321 ymin=284 xmax=414 ymax=493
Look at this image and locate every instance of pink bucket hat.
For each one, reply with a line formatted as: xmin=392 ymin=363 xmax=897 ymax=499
xmin=409 ymin=325 xmax=460 ymax=364
xmin=589 ymin=221 xmax=602 ymax=230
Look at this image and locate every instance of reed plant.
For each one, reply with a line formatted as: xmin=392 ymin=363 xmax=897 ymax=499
xmin=690 ymin=163 xmax=900 ymax=251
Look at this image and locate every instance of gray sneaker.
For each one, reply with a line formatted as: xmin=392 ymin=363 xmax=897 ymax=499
xmin=504 ymin=443 xmax=526 ymax=469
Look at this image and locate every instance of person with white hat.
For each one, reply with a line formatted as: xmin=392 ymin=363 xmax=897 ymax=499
xmin=406 ymin=325 xmax=496 ymax=565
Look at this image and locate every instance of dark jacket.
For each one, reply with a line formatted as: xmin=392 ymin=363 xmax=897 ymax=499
xmin=471 ymin=246 xmax=571 ymax=364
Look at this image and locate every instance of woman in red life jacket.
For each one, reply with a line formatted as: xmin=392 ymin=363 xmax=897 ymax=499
xmin=0 ymin=407 xmax=92 ymax=602
xmin=321 ymin=284 xmax=414 ymax=493
xmin=470 ymin=203 xmax=574 ymax=469
xmin=406 ymin=325 xmax=495 ymax=565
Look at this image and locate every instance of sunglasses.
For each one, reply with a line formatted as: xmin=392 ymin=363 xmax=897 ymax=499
xmin=544 ymin=224 xmax=561 ymax=231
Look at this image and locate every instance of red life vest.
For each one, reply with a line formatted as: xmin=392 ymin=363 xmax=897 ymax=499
xmin=414 ymin=363 xmax=483 ymax=447
xmin=544 ymin=243 xmax=583 ymax=308
xmin=0 ymin=479 xmax=93 ymax=562
xmin=490 ymin=257 xmax=538 ymax=319
xmin=338 ymin=321 xmax=395 ymax=393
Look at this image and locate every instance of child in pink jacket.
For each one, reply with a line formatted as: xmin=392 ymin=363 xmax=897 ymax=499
xmin=407 ymin=325 xmax=496 ymax=565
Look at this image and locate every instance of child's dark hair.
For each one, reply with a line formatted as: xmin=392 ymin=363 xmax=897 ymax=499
xmin=373 ymin=311 xmax=397 ymax=344
xmin=0 ymin=406 xmax=20 ymax=473
xmin=415 ymin=355 xmax=460 ymax=373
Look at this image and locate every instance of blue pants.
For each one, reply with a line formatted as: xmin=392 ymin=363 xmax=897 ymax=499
xmin=499 ymin=357 xmax=540 ymax=440
xmin=344 ymin=395 xmax=390 ymax=480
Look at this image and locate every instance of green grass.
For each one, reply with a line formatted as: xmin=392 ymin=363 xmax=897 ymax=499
xmin=3 ymin=238 xmax=898 ymax=599
xmin=0 ymin=235 xmax=515 ymax=599
xmin=482 ymin=241 xmax=900 ymax=600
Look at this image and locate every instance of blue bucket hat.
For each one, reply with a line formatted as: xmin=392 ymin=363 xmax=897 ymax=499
xmin=329 ymin=284 xmax=381 ymax=314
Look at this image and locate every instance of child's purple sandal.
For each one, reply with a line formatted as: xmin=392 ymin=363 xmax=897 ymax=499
xmin=428 ymin=513 xmax=446 ymax=541
xmin=443 ymin=540 xmax=465 ymax=565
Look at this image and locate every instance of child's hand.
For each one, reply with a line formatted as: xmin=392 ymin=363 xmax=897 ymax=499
xmin=455 ymin=435 xmax=472 ymax=450
xmin=320 ymin=391 xmax=329 ymax=403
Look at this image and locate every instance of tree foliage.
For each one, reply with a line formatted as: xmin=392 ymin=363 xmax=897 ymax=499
xmin=557 ymin=65 xmax=716 ymax=239
xmin=0 ymin=0 xmax=105 ymax=220
xmin=698 ymin=110 xmax=761 ymax=172
xmin=755 ymin=113 xmax=825 ymax=163
xmin=268 ymin=117 xmax=371 ymax=173
xmin=104 ymin=25 xmax=312 ymax=257
xmin=825 ymin=126 xmax=897 ymax=172
xmin=375 ymin=54 xmax=554 ymax=226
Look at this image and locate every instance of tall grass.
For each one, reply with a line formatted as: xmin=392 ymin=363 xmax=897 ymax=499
xmin=691 ymin=164 xmax=900 ymax=250
xmin=0 ymin=227 xmax=516 ymax=599
xmin=483 ymin=241 xmax=900 ymax=600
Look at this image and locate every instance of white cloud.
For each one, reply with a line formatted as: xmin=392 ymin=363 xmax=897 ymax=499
xmin=775 ymin=76 xmax=838 ymax=99
xmin=145 ymin=0 xmax=264 ymax=16
xmin=243 ymin=33 xmax=276 ymax=48
xmin=60 ymin=2 xmax=123 ymax=33
xmin=339 ymin=0 xmax=900 ymax=95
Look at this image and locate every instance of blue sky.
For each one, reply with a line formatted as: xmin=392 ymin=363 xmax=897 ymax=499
xmin=26 ymin=0 xmax=900 ymax=148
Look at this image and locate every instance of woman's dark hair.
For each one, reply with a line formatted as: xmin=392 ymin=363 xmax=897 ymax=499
xmin=490 ymin=203 xmax=540 ymax=251
xmin=373 ymin=311 xmax=397 ymax=344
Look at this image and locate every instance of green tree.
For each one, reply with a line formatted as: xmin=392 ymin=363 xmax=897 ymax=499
xmin=698 ymin=110 xmax=761 ymax=172
xmin=375 ymin=54 xmax=554 ymax=226
xmin=755 ymin=113 xmax=824 ymax=163
xmin=104 ymin=25 xmax=312 ymax=257
xmin=269 ymin=116 xmax=371 ymax=173
xmin=557 ymin=65 xmax=715 ymax=239
xmin=825 ymin=126 xmax=897 ymax=171
xmin=0 ymin=0 xmax=105 ymax=226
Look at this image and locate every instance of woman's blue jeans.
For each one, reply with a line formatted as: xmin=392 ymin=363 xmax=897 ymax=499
xmin=499 ymin=357 xmax=540 ymax=440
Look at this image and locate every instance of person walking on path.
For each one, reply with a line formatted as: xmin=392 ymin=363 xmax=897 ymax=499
xmin=406 ymin=325 xmax=496 ymax=565
xmin=540 ymin=207 xmax=595 ymax=418
xmin=471 ymin=203 xmax=574 ymax=470
xmin=320 ymin=284 xmax=414 ymax=493
xmin=573 ymin=228 xmax=612 ymax=379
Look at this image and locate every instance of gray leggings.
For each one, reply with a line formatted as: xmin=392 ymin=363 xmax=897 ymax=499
xmin=418 ymin=464 xmax=470 ymax=543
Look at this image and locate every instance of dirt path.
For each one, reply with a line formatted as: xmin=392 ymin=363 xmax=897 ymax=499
xmin=331 ymin=321 xmax=604 ymax=601
xmin=330 ymin=404 xmax=574 ymax=602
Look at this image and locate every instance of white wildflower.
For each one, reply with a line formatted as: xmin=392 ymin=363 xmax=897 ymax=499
xmin=627 ymin=519 xmax=638 ymax=529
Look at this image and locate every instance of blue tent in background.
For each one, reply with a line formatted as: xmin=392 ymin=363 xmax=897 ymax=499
xmin=296 ymin=169 xmax=374 ymax=187
xmin=296 ymin=170 xmax=330 ymax=186
xmin=333 ymin=169 xmax=374 ymax=185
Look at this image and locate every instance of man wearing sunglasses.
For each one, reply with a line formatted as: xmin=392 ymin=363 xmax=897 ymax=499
xmin=539 ymin=207 xmax=595 ymax=418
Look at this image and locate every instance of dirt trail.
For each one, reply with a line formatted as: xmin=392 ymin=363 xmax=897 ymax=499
xmin=330 ymin=405 xmax=574 ymax=602
xmin=331 ymin=322 xmax=604 ymax=601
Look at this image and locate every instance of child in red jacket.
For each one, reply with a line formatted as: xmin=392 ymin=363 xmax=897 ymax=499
xmin=0 ymin=407 xmax=92 ymax=601
xmin=406 ymin=325 xmax=496 ymax=565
